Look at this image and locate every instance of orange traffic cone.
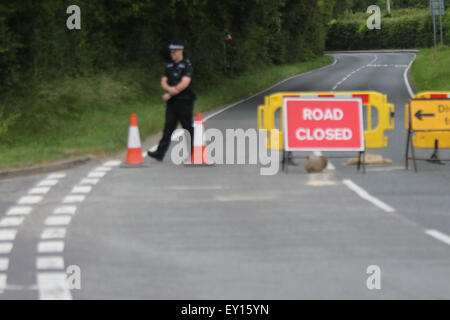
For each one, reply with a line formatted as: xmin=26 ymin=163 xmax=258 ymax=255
xmin=125 ymin=113 xmax=145 ymax=165
xmin=190 ymin=112 xmax=210 ymax=165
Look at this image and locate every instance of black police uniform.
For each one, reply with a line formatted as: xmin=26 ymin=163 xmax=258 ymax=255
xmin=153 ymin=58 xmax=195 ymax=159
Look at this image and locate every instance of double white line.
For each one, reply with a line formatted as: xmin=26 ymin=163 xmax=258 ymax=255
xmin=0 ymin=173 xmax=67 ymax=294
xmin=36 ymin=160 xmax=121 ymax=300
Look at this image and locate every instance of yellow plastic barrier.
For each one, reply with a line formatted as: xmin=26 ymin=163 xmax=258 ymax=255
xmin=405 ymin=91 xmax=450 ymax=149
xmin=258 ymin=91 xmax=395 ymax=150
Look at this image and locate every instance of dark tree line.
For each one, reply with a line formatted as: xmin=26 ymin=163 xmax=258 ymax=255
xmin=0 ymin=0 xmax=336 ymax=92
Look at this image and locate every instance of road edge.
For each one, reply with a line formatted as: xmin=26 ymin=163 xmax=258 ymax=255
xmin=0 ymin=157 xmax=91 ymax=180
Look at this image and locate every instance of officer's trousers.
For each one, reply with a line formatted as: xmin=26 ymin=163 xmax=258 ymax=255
xmin=156 ymin=99 xmax=194 ymax=157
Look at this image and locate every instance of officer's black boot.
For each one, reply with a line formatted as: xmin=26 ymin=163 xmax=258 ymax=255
xmin=147 ymin=149 xmax=164 ymax=162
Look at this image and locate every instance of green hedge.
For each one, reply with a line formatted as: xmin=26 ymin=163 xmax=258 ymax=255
xmin=327 ymin=9 xmax=450 ymax=50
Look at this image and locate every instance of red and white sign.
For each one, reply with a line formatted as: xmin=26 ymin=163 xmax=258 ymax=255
xmin=283 ymin=98 xmax=365 ymax=151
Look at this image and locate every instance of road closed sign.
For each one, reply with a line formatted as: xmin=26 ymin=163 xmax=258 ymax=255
xmin=283 ymin=98 xmax=365 ymax=151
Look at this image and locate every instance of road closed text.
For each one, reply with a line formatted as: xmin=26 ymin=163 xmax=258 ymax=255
xmin=284 ymin=98 xmax=364 ymax=151
xmin=296 ymin=128 xmax=353 ymax=141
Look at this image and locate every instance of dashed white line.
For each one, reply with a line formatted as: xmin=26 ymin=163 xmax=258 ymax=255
xmin=1 ymin=172 xmax=67 ymax=296
xmin=71 ymin=186 xmax=92 ymax=194
xmin=37 ymin=180 xmax=59 ymax=187
xmin=47 ymin=173 xmax=67 ymax=180
xmin=79 ymin=178 xmax=99 ymax=185
xmin=0 ymin=217 xmax=25 ymax=227
xmin=0 ymin=274 xmax=6 ymax=293
xmin=28 ymin=187 xmax=51 ymax=195
xmin=45 ymin=216 xmax=72 ymax=226
xmin=0 ymin=258 xmax=9 ymax=271
xmin=36 ymin=257 xmax=65 ymax=270
xmin=6 ymin=206 xmax=33 ymax=216
xmin=41 ymin=228 xmax=67 ymax=240
xmin=63 ymin=195 xmax=86 ymax=204
xmin=94 ymin=166 xmax=112 ymax=172
xmin=17 ymin=196 xmax=43 ymax=205
xmin=103 ymin=161 xmax=121 ymax=167
xmin=0 ymin=243 xmax=13 ymax=254
xmin=38 ymin=241 xmax=65 ymax=253
xmin=0 ymin=230 xmax=18 ymax=241
xmin=425 ymin=230 xmax=450 ymax=246
xmin=54 ymin=206 xmax=77 ymax=215
xmin=37 ymin=273 xmax=72 ymax=300
xmin=342 ymin=179 xmax=396 ymax=213
xmin=332 ymin=54 xmax=378 ymax=90
xmin=88 ymin=171 xmax=106 ymax=178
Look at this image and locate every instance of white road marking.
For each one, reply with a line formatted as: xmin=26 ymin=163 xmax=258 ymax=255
xmin=63 ymin=195 xmax=86 ymax=204
xmin=0 ymin=217 xmax=24 ymax=227
xmin=36 ymin=257 xmax=64 ymax=270
xmin=71 ymin=186 xmax=92 ymax=194
xmin=307 ymin=174 xmax=338 ymax=187
xmin=41 ymin=228 xmax=67 ymax=240
xmin=0 ymin=258 xmax=9 ymax=271
xmin=6 ymin=206 xmax=32 ymax=216
xmin=103 ymin=160 xmax=121 ymax=167
xmin=365 ymin=166 xmax=405 ymax=172
xmin=0 ymin=243 xmax=13 ymax=254
xmin=367 ymin=64 xmax=408 ymax=68
xmin=80 ymin=178 xmax=99 ymax=185
xmin=45 ymin=216 xmax=72 ymax=226
xmin=47 ymin=173 xmax=67 ymax=180
xmin=88 ymin=171 xmax=106 ymax=178
xmin=28 ymin=187 xmax=51 ymax=195
xmin=342 ymin=179 xmax=396 ymax=213
xmin=332 ymin=54 xmax=378 ymax=90
xmin=0 ymin=274 xmax=6 ymax=293
xmin=404 ymin=54 xmax=417 ymax=98
xmin=94 ymin=166 xmax=112 ymax=172
xmin=38 ymin=241 xmax=64 ymax=253
xmin=17 ymin=196 xmax=43 ymax=205
xmin=54 ymin=206 xmax=77 ymax=215
xmin=37 ymin=273 xmax=72 ymax=300
xmin=38 ymin=180 xmax=59 ymax=187
xmin=425 ymin=230 xmax=450 ymax=246
xmin=0 ymin=230 xmax=17 ymax=241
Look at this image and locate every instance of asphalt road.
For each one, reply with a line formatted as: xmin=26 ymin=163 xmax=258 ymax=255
xmin=1 ymin=52 xmax=450 ymax=299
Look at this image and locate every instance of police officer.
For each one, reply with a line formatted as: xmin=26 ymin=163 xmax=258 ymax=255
xmin=148 ymin=41 xmax=196 ymax=161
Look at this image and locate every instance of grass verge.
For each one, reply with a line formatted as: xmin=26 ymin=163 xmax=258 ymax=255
xmin=0 ymin=55 xmax=333 ymax=170
xmin=410 ymin=46 xmax=450 ymax=92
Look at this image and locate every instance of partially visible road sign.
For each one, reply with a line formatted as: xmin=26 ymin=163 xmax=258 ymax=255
xmin=430 ymin=0 xmax=445 ymax=16
xmin=409 ymin=99 xmax=450 ymax=131
xmin=283 ymin=98 xmax=365 ymax=151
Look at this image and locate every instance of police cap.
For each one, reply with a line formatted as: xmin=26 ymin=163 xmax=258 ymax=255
xmin=169 ymin=42 xmax=184 ymax=52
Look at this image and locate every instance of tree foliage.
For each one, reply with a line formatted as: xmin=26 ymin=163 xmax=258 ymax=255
xmin=0 ymin=0 xmax=336 ymax=92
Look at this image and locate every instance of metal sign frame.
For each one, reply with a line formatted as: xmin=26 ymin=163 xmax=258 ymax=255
xmin=405 ymin=99 xmax=450 ymax=172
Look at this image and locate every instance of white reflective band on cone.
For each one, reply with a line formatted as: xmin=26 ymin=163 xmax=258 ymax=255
xmin=127 ymin=126 xmax=142 ymax=149
xmin=193 ymin=123 xmax=203 ymax=147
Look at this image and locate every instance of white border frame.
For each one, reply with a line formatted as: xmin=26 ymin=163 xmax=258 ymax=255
xmin=283 ymin=97 xmax=365 ymax=152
